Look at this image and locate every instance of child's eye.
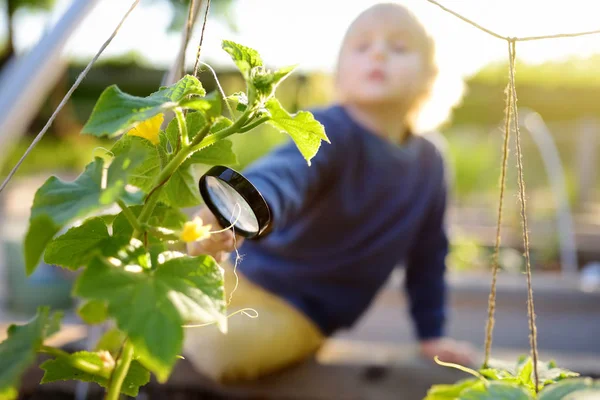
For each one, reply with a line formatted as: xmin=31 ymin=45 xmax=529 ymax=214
xmin=390 ymin=42 xmax=407 ymax=53
xmin=355 ymin=42 xmax=370 ymax=53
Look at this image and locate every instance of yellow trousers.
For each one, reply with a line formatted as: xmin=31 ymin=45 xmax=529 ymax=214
xmin=183 ymin=261 xmax=325 ymax=383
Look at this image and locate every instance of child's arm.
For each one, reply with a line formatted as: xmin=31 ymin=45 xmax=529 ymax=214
xmin=404 ymin=177 xmax=476 ymax=365
xmin=242 ymin=115 xmax=346 ymax=232
xmin=404 ymin=178 xmax=449 ymax=342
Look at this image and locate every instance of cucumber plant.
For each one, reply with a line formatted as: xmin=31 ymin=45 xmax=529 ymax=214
xmin=0 ymin=40 xmax=328 ymax=399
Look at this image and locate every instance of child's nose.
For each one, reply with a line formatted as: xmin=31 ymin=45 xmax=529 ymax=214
xmin=369 ymin=42 xmax=387 ymax=62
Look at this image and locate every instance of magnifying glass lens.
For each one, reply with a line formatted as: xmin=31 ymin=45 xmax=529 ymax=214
xmin=204 ymin=176 xmax=259 ymax=234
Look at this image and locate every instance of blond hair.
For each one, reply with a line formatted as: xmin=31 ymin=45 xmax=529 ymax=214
xmin=335 ymin=2 xmax=465 ymax=133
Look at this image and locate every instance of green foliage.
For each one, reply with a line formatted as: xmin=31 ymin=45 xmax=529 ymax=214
xmin=538 ymin=378 xmax=600 ymax=400
xmin=459 ymin=381 xmax=532 ymax=400
xmin=82 ymin=75 xmax=205 ymax=137
xmin=222 ymin=40 xmax=263 ymax=80
xmin=74 ymin=254 xmax=225 ymax=382
xmin=0 ymin=307 xmax=62 ymax=399
xmin=425 ymin=357 xmax=590 ymax=399
xmin=24 ymin=152 xmax=143 ymax=275
xmin=2 ymin=39 xmax=328 ymax=397
xmin=40 ymin=352 xmax=149 ymax=397
xmin=264 ymin=97 xmax=329 ymax=165
xmin=44 ymin=217 xmax=129 ymax=270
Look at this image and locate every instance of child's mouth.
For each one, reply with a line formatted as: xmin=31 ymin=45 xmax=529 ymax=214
xmin=367 ymin=70 xmax=386 ymax=81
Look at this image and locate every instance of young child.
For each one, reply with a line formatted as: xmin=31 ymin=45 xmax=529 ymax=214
xmin=185 ymin=2 xmax=475 ymax=382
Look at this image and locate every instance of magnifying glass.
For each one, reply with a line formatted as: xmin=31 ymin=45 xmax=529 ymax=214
xmin=198 ymin=166 xmax=272 ymax=239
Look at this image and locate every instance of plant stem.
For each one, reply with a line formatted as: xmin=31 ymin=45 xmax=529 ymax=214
xmin=135 ymin=109 xmax=253 ymax=235
xmin=116 ymin=199 xmax=143 ymax=234
xmin=238 ymin=116 xmax=270 ymax=133
xmin=191 ymin=110 xmax=252 ymax=153
xmin=105 ymin=339 xmax=134 ymax=400
xmin=175 ymin=107 xmax=189 ymax=147
xmin=40 ymin=345 xmax=111 ymax=379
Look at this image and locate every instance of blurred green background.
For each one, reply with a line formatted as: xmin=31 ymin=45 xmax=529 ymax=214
xmin=1 ymin=0 xmax=599 ymax=285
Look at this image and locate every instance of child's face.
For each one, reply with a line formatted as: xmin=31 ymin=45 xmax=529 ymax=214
xmin=336 ymin=6 xmax=430 ymax=107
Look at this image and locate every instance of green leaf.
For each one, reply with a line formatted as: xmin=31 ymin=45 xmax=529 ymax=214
xmin=424 ymin=379 xmax=479 ymax=399
xmin=486 ymin=358 xmax=580 ymax=390
xmin=228 ymin=91 xmax=248 ymax=112
xmin=538 ymin=361 xmax=580 ymax=385
xmin=77 ymin=300 xmax=108 ymax=325
xmin=24 ymin=215 xmax=59 ymax=276
xmin=186 ymin=138 xmax=238 ymax=167
xmin=25 ymin=154 xmax=142 ymax=274
xmin=222 ymin=40 xmax=263 ymax=79
xmin=0 ymin=307 xmax=62 ymax=398
xmin=40 ymin=352 xmax=149 ymax=397
xmin=251 ymin=64 xmax=297 ymax=99
xmin=539 ymin=378 xmax=599 ymax=400
xmin=82 ymin=75 xmax=205 ymax=137
xmin=159 ymin=163 xmax=202 ymax=208
xmin=111 ymin=135 xmax=165 ymax=193
xmin=517 ymin=357 xmax=534 ymax=388
xmin=74 ymin=254 xmax=226 ymax=382
xmin=181 ymin=91 xmax=223 ymax=120
xmin=44 ymin=217 xmax=129 ymax=270
xmin=459 ymin=381 xmax=533 ymax=400
xmin=264 ymin=98 xmax=329 ymax=165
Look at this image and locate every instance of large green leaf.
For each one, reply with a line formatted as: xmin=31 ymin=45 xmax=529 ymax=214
xmin=25 ymin=153 xmax=142 ymax=275
xmin=264 ymin=98 xmax=329 ymax=165
xmin=222 ymin=40 xmax=263 ymax=79
xmin=459 ymin=381 xmax=533 ymax=400
xmin=159 ymin=163 xmax=202 ymax=208
xmin=82 ymin=75 xmax=205 ymax=137
xmin=44 ymin=217 xmax=129 ymax=270
xmin=40 ymin=352 xmax=150 ymax=397
xmin=74 ymin=253 xmax=226 ymax=382
xmin=0 ymin=307 xmax=62 ymax=398
xmin=539 ymin=378 xmax=600 ymax=400
xmin=111 ymin=135 xmax=166 ymax=193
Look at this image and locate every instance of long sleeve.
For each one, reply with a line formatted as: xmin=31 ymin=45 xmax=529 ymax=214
xmin=404 ymin=176 xmax=449 ymax=340
xmin=242 ymin=112 xmax=348 ymax=231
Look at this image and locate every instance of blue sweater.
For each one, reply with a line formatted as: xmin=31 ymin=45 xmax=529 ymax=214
xmin=238 ymin=105 xmax=448 ymax=340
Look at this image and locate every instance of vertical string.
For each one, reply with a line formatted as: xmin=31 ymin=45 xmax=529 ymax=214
xmin=193 ymin=0 xmax=212 ymax=77
xmin=508 ymin=39 xmax=540 ymax=391
xmin=483 ymin=68 xmax=513 ymax=367
xmin=179 ymin=0 xmax=197 ymax=79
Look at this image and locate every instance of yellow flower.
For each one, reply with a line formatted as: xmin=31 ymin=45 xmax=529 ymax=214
xmin=127 ymin=113 xmax=164 ymax=145
xmin=181 ymin=217 xmax=212 ymax=243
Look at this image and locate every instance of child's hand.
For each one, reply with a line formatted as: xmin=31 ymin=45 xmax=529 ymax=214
xmin=186 ymin=206 xmax=244 ymax=263
xmin=419 ymin=337 xmax=477 ymax=367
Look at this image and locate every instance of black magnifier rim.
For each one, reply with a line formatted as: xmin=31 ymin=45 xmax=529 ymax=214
xmin=199 ymin=166 xmax=271 ymax=239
